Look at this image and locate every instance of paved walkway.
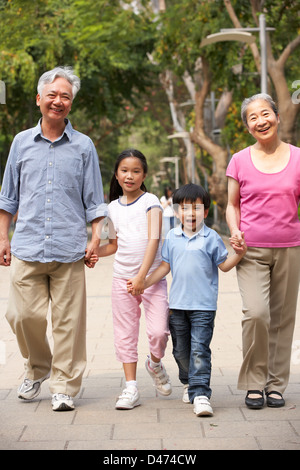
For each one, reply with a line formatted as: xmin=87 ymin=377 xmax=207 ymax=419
xmin=0 ymin=238 xmax=300 ymax=451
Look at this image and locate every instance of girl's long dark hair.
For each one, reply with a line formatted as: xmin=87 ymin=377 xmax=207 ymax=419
xmin=109 ymin=149 xmax=148 ymax=202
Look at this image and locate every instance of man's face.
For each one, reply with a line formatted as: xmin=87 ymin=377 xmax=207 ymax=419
xmin=36 ymin=77 xmax=73 ymax=123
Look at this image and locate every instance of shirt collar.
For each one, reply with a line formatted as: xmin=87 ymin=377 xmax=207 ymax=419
xmin=32 ymin=118 xmax=73 ymax=142
xmin=174 ymin=223 xmax=209 ymax=239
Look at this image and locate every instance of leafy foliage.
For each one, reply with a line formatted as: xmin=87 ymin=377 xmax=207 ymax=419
xmin=0 ymin=0 xmax=299 ymax=193
xmin=0 ymin=0 xmax=158 ymax=186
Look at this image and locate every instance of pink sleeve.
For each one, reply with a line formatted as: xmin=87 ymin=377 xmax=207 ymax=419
xmin=226 ymin=155 xmax=238 ymax=181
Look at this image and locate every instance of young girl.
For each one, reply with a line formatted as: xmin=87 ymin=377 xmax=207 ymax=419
xmin=96 ymin=149 xmax=171 ymax=409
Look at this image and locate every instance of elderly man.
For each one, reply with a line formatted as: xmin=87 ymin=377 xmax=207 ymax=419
xmin=0 ymin=66 xmax=105 ymax=411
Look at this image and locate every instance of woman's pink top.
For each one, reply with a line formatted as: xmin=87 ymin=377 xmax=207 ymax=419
xmin=226 ymin=145 xmax=300 ymax=247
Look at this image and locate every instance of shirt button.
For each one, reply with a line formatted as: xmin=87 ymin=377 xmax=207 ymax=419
xmin=48 ymin=180 xmax=52 ymax=184
xmin=49 ymin=162 xmax=53 ymax=166
xmin=46 ymin=235 xmax=50 ymax=239
xmin=47 ymin=199 xmax=51 ymax=203
xmin=47 ymin=217 xmax=51 ymax=221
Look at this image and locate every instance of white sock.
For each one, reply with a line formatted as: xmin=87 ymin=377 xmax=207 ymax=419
xmin=126 ymin=380 xmax=137 ymax=389
xmin=150 ymin=358 xmax=161 ymax=369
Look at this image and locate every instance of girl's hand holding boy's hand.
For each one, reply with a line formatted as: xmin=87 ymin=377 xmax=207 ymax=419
xmin=127 ymin=280 xmax=134 ymax=294
xmin=127 ymin=277 xmax=145 ymax=296
xmin=84 ymin=250 xmax=99 ymax=268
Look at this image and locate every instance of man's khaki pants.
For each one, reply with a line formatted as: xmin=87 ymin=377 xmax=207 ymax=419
xmin=6 ymin=256 xmax=87 ymax=397
xmin=236 ymin=246 xmax=300 ymax=394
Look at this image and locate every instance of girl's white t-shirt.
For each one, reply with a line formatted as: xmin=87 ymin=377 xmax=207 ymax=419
xmin=108 ymin=192 xmax=163 ymax=279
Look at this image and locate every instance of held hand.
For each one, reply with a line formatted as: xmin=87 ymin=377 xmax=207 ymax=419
xmin=0 ymin=241 xmax=11 ymax=267
xmin=229 ymin=230 xmax=245 ymax=254
xmin=127 ymin=279 xmax=134 ymax=295
xmin=84 ymin=249 xmax=99 ymax=268
xmin=127 ymin=279 xmax=132 ymax=291
xmin=240 ymin=242 xmax=248 ymax=256
xmin=239 ymin=233 xmax=247 ymax=256
xmin=85 ymin=238 xmax=100 ymax=259
xmin=85 ymin=237 xmax=100 ymax=268
xmin=127 ymin=277 xmax=145 ymax=296
xmin=230 ymin=232 xmax=247 ymax=255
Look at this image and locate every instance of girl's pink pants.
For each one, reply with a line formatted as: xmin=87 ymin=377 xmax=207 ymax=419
xmin=112 ymin=278 xmax=170 ymax=363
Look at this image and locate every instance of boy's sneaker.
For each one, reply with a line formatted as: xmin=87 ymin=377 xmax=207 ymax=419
xmin=182 ymin=384 xmax=190 ymax=403
xmin=145 ymin=356 xmax=172 ymax=396
xmin=17 ymin=372 xmax=50 ymax=400
xmin=193 ymin=395 xmax=213 ymax=417
xmin=115 ymin=386 xmax=140 ymax=410
xmin=52 ymin=393 xmax=74 ymax=411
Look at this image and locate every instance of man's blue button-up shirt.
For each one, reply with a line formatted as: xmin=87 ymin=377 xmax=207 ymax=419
xmin=0 ymin=119 xmax=105 ymax=263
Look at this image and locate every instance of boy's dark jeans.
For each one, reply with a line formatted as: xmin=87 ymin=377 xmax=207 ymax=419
xmin=169 ymin=309 xmax=216 ymax=403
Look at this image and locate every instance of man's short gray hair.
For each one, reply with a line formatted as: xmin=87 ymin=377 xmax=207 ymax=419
xmin=241 ymin=93 xmax=278 ymax=127
xmin=37 ymin=66 xmax=81 ymax=100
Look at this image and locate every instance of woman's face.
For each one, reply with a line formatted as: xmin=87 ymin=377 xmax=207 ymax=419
xmin=246 ymin=99 xmax=280 ymax=143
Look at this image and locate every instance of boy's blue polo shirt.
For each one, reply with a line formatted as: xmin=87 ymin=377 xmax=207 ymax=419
xmin=162 ymin=225 xmax=228 ymax=311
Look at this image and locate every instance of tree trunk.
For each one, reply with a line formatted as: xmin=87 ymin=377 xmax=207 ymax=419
xmin=191 ymin=57 xmax=229 ymax=218
xmin=192 ymin=122 xmax=229 ymax=218
xmin=249 ymin=0 xmax=300 ymax=144
xmin=266 ymin=35 xmax=300 ymax=144
xmin=159 ymin=70 xmax=200 ymax=184
xmin=225 ymin=0 xmax=300 ymax=143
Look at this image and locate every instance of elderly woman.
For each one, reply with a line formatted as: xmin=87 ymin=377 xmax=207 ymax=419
xmin=226 ymin=93 xmax=300 ymax=409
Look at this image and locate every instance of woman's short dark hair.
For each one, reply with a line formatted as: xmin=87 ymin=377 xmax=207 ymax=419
xmin=172 ymin=183 xmax=211 ymax=210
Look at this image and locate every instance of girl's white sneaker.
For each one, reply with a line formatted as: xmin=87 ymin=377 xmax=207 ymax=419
xmin=115 ymin=386 xmax=140 ymax=410
xmin=193 ymin=395 xmax=213 ymax=417
xmin=145 ymin=356 xmax=172 ymax=396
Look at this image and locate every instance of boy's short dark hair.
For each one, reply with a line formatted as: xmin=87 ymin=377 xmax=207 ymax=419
xmin=172 ymin=183 xmax=211 ymax=210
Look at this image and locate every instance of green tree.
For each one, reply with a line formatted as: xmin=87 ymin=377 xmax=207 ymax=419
xmin=152 ymin=0 xmax=300 ymax=219
xmin=0 ymin=0 xmax=159 ymax=187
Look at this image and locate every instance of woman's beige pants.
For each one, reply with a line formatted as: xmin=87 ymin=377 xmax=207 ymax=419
xmin=6 ymin=256 xmax=87 ymax=397
xmin=236 ymin=246 xmax=300 ymax=393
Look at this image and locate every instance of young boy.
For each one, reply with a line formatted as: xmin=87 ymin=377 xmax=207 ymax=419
xmin=128 ymin=183 xmax=247 ymax=417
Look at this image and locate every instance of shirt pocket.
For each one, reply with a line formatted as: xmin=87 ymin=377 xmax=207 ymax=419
xmin=58 ymin=156 xmax=83 ymax=189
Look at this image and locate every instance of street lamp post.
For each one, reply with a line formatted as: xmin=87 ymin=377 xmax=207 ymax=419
xmin=200 ymin=14 xmax=275 ymax=93
xmin=259 ymin=14 xmax=268 ymax=94
xmin=0 ymin=80 xmax=5 ymax=104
